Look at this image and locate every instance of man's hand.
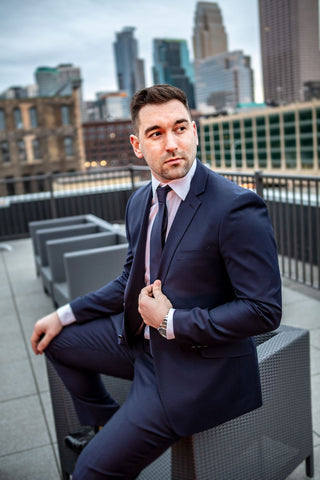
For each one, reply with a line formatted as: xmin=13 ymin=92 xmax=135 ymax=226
xmin=30 ymin=312 xmax=63 ymax=355
xmin=138 ymin=280 xmax=173 ymax=329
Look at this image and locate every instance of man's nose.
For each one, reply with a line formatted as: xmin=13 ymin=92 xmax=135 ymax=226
xmin=165 ymin=132 xmax=178 ymax=151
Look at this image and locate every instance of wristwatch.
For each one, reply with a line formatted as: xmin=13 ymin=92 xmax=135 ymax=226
xmin=158 ymin=312 xmax=169 ymax=338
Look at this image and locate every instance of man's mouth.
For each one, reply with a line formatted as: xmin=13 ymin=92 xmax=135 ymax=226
xmin=164 ymin=157 xmax=184 ymax=164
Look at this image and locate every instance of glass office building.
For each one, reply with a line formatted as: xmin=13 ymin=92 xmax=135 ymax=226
xmin=195 ymin=51 xmax=254 ymax=111
xmin=198 ymin=100 xmax=320 ymax=174
xmin=113 ymin=27 xmax=145 ymax=99
xmin=153 ymin=39 xmax=195 ymax=108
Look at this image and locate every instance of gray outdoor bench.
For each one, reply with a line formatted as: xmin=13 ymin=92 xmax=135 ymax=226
xmin=46 ymin=231 xmax=126 ymax=306
xmin=45 ymin=325 xmax=314 ymax=480
xmin=53 ymin=241 xmax=128 ymax=307
xmin=28 ymin=214 xmax=115 ymax=275
xmin=29 ymin=215 xmax=123 ymax=298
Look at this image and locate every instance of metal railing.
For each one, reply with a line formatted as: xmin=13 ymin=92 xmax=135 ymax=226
xmin=218 ymin=170 xmax=320 ymax=290
xmin=0 ymin=165 xmax=151 ymax=239
xmin=0 ymin=166 xmax=319 ymax=290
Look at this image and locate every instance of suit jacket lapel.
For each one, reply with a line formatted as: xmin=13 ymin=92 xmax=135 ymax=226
xmin=157 ymin=160 xmax=208 ymax=282
xmin=124 ymin=185 xmax=152 ymax=340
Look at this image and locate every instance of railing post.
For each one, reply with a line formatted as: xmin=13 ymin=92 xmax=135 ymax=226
xmin=128 ymin=164 xmax=136 ymax=192
xmin=47 ymin=174 xmax=57 ymax=219
xmin=255 ymin=170 xmax=264 ymax=199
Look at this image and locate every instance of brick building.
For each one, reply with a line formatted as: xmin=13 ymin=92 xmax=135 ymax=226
xmin=0 ymin=81 xmax=85 ymax=195
xmin=82 ymin=120 xmax=144 ymax=168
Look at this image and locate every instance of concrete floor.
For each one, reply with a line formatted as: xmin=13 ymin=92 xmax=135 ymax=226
xmin=0 ymin=238 xmax=319 ymax=480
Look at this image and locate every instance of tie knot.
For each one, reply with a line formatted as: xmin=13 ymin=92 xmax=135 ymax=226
xmin=156 ymin=185 xmax=171 ymax=204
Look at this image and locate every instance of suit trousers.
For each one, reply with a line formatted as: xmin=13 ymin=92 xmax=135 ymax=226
xmin=45 ymin=316 xmax=180 ymax=480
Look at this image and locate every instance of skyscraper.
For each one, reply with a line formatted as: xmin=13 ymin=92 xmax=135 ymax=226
xmin=113 ymin=27 xmax=145 ymax=99
xmin=194 ymin=51 xmax=254 ymax=111
xmin=193 ymin=2 xmax=228 ymax=60
xmin=259 ymin=0 xmax=320 ymax=104
xmin=153 ymin=39 xmax=195 ymax=108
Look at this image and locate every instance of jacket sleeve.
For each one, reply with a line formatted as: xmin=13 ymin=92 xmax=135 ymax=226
xmin=173 ymin=191 xmax=282 ymax=345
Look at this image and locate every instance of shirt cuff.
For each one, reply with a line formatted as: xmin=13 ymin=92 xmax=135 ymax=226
xmin=166 ymin=308 xmax=175 ymax=339
xmin=57 ymin=304 xmax=76 ymax=326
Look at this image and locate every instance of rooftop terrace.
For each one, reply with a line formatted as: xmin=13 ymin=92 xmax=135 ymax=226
xmin=0 ymin=238 xmax=319 ymax=479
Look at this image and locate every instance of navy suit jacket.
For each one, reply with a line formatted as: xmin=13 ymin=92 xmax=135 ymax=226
xmin=71 ymin=160 xmax=282 ymax=436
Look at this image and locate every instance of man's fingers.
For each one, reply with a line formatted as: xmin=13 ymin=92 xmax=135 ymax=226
xmin=30 ymin=312 xmax=62 ymax=355
xmin=140 ymin=284 xmax=153 ymax=296
xmin=30 ymin=328 xmax=44 ymax=355
xmin=152 ymin=279 xmax=162 ymax=297
xmin=37 ymin=333 xmax=51 ymax=355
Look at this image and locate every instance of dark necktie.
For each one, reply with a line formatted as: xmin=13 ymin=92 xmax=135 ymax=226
xmin=150 ymin=185 xmax=171 ymax=283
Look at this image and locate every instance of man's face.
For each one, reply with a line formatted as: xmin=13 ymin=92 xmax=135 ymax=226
xmin=130 ymin=100 xmax=198 ymax=183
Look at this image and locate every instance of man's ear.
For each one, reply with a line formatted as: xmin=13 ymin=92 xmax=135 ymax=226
xmin=192 ymin=121 xmax=199 ymax=146
xmin=130 ymin=134 xmax=143 ymax=158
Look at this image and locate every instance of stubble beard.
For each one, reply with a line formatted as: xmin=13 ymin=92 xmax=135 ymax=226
xmin=159 ymin=150 xmax=195 ymax=182
xmin=160 ymin=162 xmax=189 ymax=181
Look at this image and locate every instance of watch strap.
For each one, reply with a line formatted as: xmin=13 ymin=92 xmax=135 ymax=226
xmin=157 ymin=312 xmax=169 ymax=338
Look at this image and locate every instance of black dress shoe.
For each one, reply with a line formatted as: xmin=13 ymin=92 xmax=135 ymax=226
xmin=64 ymin=426 xmax=96 ymax=454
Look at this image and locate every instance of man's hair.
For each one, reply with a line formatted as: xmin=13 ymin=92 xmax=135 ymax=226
xmin=130 ymin=84 xmax=191 ymax=135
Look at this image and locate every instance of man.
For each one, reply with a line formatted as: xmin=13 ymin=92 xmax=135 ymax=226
xmin=31 ymin=84 xmax=282 ymax=480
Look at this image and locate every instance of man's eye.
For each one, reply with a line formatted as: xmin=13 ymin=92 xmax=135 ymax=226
xmin=151 ymin=131 xmax=161 ymax=137
xmin=177 ymin=126 xmax=186 ymax=132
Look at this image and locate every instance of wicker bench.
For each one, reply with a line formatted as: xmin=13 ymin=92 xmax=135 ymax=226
xmin=45 ymin=324 xmax=314 ymax=479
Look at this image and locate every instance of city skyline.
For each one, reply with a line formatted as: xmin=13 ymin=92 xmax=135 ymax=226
xmin=1 ymin=0 xmax=262 ymax=101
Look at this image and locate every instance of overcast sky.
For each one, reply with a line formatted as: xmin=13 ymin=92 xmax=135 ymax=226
xmin=0 ymin=0 xmax=263 ymax=102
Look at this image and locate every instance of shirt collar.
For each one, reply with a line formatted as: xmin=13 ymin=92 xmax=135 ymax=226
xmin=151 ymin=159 xmax=197 ymax=201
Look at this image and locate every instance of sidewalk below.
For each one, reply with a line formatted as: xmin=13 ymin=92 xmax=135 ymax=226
xmin=0 ymin=238 xmax=319 ymax=479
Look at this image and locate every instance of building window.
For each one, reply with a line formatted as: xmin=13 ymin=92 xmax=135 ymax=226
xmin=244 ymin=119 xmax=254 ymax=168
xmin=299 ymin=109 xmax=312 ymax=123
xmin=283 ymin=111 xmax=296 ymax=168
xmin=13 ymin=108 xmax=23 ymax=129
xmin=256 ymin=117 xmax=267 ymax=168
xmin=269 ymin=115 xmax=281 ymax=168
xmin=0 ymin=109 xmax=6 ymax=130
xmin=232 ymin=120 xmax=242 ymax=168
xmin=29 ymin=107 xmax=38 ymax=128
xmin=1 ymin=141 xmax=10 ymax=163
xmin=32 ymin=138 xmax=41 ymax=160
xmin=5 ymin=176 xmax=15 ymax=196
xmin=213 ymin=125 xmax=221 ymax=167
xmin=316 ymin=108 xmax=320 ymax=131
xmin=22 ymin=174 xmax=32 ymax=194
xmin=203 ymin=124 xmax=212 ymax=164
xmin=269 ymin=114 xmax=280 ymax=125
xmin=36 ymin=173 xmax=46 ymax=192
xmin=64 ymin=136 xmax=74 ymax=156
xmin=61 ymin=105 xmax=71 ymax=125
xmin=256 ymin=116 xmax=265 ymax=128
xmin=299 ymin=109 xmax=313 ymax=168
xmin=18 ymin=140 xmax=27 ymax=162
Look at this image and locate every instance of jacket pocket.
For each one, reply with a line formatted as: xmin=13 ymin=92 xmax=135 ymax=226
xmin=198 ymin=339 xmax=254 ymax=358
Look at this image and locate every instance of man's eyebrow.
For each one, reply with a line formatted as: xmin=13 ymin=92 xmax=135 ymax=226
xmin=144 ymin=124 xmax=161 ymax=136
xmin=143 ymin=118 xmax=190 ymax=136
